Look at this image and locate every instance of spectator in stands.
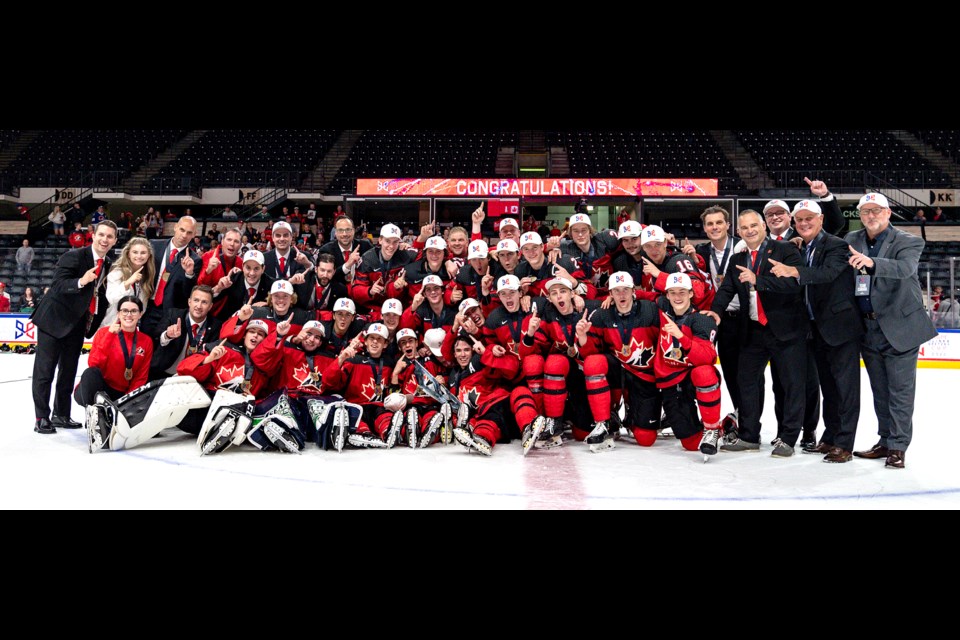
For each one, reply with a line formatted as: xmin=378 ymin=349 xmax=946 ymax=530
xmin=69 ymin=222 xmax=87 ymax=248
xmin=18 ymin=204 xmax=29 ymax=219
xmin=257 ymin=205 xmax=270 ymax=220
xmin=550 ymin=220 xmax=562 ymax=238
xmin=240 ymin=235 xmax=254 ymax=254
xmin=932 ymin=207 xmax=945 ymax=223
xmin=334 ymin=204 xmax=346 ymax=220
xmin=164 ymin=208 xmax=177 ymax=220
xmin=306 ymin=203 xmax=318 ymax=227
xmin=289 ymin=206 xmax=301 ymax=235
xmin=191 ymin=235 xmax=204 ymax=253
xmin=537 ymin=219 xmax=550 ymax=243
xmin=48 ymin=206 xmax=66 ymax=236
xmin=931 ymin=285 xmax=944 ymax=312
xmin=146 ymin=210 xmax=162 ymax=239
xmin=0 ymin=282 xmax=10 ymax=312
xmin=68 ymin=202 xmax=85 ymax=226
xmin=16 ymin=239 xmax=34 ymax=276
xmin=20 ymin=286 xmax=40 ymax=313
xmin=280 ymin=206 xmax=290 ymax=222
xmin=91 ymin=205 xmax=107 ymax=228
xmin=402 ymin=228 xmax=417 ymax=244
xmin=913 ymin=209 xmax=927 ymax=240
xmin=299 ymin=223 xmax=317 ymax=249
xmin=222 ymin=206 xmax=238 ymax=221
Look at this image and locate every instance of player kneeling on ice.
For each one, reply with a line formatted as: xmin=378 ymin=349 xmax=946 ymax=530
xmin=81 ymin=296 xmax=211 ymax=452
xmin=655 ymin=273 xmax=722 ymax=460
xmin=449 ymin=335 xmax=542 ymax=457
xmin=388 ymin=328 xmax=452 ymax=448
xmin=320 ymin=323 xmax=402 ymax=450
xmin=177 ymin=319 xmax=281 ymax=455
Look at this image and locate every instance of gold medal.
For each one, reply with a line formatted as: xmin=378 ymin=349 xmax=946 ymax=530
xmin=124 ymin=368 xmax=133 ymax=381
xmin=311 ymin=370 xmax=321 ymax=384
xmin=241 ymin=380 xmax=252 ymax=394
xmin=715 ymin=274 xmax=723 ymax=286
xmin=668 ymin=347 xmax=683 ymax=361
xmin=161 ymin=272 xmax=171 ymax=282
xmin=622 ymin=345 xmax=630 ymax=356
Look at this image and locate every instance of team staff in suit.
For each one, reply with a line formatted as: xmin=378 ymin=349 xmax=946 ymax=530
xmin=30 ymin=220 xmax=119 ymax=434
xmin=149 ymin=284 xmax=222 ymax=379
xmin=317 ymin=215 xmax=372 ymax=286
xmin=301 ymin=253 xmax=349 ymax=313
xmin=263 ymin=221 xmax=313 ymax=309
xmin=143 ymin=216 xmax=202 ymax=336
xmin=846 ymin=193 xmax=938 ymax=469
xmin=767 ymin=200 xmax=864 ymax=463
xmin=761 ymin=178 xmax=844 ymax=446
xmin=708 ymin=210 xmax=808 ymax=457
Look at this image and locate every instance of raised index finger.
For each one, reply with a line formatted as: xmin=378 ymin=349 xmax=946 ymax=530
xmin=803 ymin=176 xmax=813 ymax=186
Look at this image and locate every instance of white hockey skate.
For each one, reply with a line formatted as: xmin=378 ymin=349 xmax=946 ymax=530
xmin=586 ymin=420 xmax=616 ymax=453
xmin=699 ymin=428 xmax=721 ymax=463
xmin=521 ymin=415 xmax=547 ymax=457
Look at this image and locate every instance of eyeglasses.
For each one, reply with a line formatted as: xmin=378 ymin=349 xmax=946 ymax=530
xmin=335 ymin=228 xmax=354 ymax=234
xmin=764 ymin=210 xmax=789 ymax=218
xmin=859 ymin=207 xmax=885 ymax=217
xmin=118 ymin=309 xmax=140 ymax=316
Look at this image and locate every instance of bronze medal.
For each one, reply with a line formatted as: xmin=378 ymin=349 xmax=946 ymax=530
xmin=622 ymin=345 xmax=630 ymax=356
xmin=311 ymin=370 xmax=321 ymax=384
xmin=715 ymin=274 xmax=723 ymax=287
xmin=161 ymin=271 xmax=171 ymax=282
xmin=241 ymin=380 xmax=252 ymax=394
xmin=124 ymin=368 xmax=133 ymax=381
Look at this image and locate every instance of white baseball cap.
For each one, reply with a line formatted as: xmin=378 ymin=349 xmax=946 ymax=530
xmin=858 ymin=192 xmax=890 ymax=210
xmin=423 ymin=328 xmax=446 ymax=358
xmin=333 ymin=298 xmax=356 ymax=315
xmin=243 ymin=249 xmax=265 ymax=265
xmin=302 ymin=320 xmax=325 ymax=336
xmin=519 ymin=232 xmax=543 ymax=247
xmin=422 ymin=275 xmax=444 ymax=289
xmin=665 ymin=272 xmax=692 ymax=291
xmin=424 ymin=236 xmax=447 ymax=251
xmin=763 ymin=199 xmax=791 ymax=216
xmin=459 ymin=298 xmax=481 ymax=314
xmin=365 ymin=323 xmax=389 ymax=339
xmin=272 ymin=221 xmax=293 ymax=235
xmin=270 ymin=280 xmax=293 ymax=296
xmin=544 ymin=277 xmax=574 ymax=291
xmin=499 ymin=217 xmax=519 ymax=230
xmin=640 ymin=225 xmax=666 ymax=245
xmin=569 ymin=213 xmax=592 ymax=228
xmin=618 ymin=221 xmax=642 ymax=239
xmin=396 ymin=328 xmax=418 ymax=343
xmin=792 ymin=200 xmax=822 ymax=215
xmin=497 ymin=275 xmax=521 ymax=291
xmin=496 ymin=239 xmax=519 ymax=253
xmin=467 ymin=240 xmax=489 ymax=260
xmin=380 ymin=224 xmax=402 ymax=239
xmin=608 ymin=271 xmax=635 ymax=289
xmin=246 ymin=319 xmax=270 ymax=335
xmin=381 ymin=298 xmax=403 ymax=316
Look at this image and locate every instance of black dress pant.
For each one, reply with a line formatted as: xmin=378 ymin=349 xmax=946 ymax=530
xmin=33 ymin=323 xmax=86 ymax=420
xmin=73 ymin=367 xmax=124 ymax=407
xmin=771 ymin=335 xmax=820 ymax=437
xmin=809 ymin=323 xmax=861 ymax=451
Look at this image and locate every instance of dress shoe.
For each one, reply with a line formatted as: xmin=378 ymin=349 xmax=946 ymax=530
xmin=800 ymin=430 xmax=817 ymax=450
xmin=854 ymin=443 xmax=889 ymax=459
xmin=34 ymin=418 xmax=56 ymax=435
xmin=823 ymin=447 xmax=853 ymax=463
xmin=885 ymin=450 xmax=905 ymax=469
xmin=803 ymin=441 xmax=833 ymax=454
xmin=51 ymin=415 xmax=82 ymax=429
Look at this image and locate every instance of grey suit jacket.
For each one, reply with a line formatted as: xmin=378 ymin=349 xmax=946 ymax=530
xmin=843 ymin=225 xmax=937 ymax=352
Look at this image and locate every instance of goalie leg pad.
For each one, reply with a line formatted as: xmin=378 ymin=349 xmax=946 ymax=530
xmin=109 ymin=376 xmax=212 ymax=451
xmin=197 ymin=388 xmax=255 ymax=455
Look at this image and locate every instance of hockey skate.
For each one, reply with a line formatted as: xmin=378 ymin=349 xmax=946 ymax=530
xmin=699 ymin=428 xmax=721 ymax=462
xmin=384 ymin=410 xmax=404 ymax=449
xmin=263 ymin=422 xmax=302 ymax=454
xmin=439 ymin=403 xmax=453 ymax=445
xmin=453 ymin=426 xmax=492 ymax=457
xmin=608 ymin=409 xmax=625 ymax=441
xmin=348 ymin=431 xmax=391 ymax=448
xmin=406 ymin=407 xmax=420 ymax=448
xmin=586 ymin=420 xmax=616 ymax=453
xmin=657 ymin=412 xmax=674 ymax=439
xmin=520 ymin=415 xmax=547 ymax=457
xmin=330 ymin=405 xmax=350 ymax=452
xmin=534 ymin=417 xmax=564 ymax=449
xmin=85 ymin=395 xmax=114 ymax=453
xmin=200 ymin=412 xmax=238 ymax=456
xmin=250 ymin=392 xmax=304 ymax=453
xmin=419 ymin=411 xmax=443 ymax=449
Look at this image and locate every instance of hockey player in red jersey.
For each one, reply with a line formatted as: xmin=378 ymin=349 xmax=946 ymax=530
xmin=447 ymin=240 xmax=490 ymax=308
xmin=636 ymin=225 xmax=713 ymax=310
xmin=178 ymin=319 xmax=272 ymax=396
xmin=350 ymin=224 xmax=419 ymax=311
xmin=388 ymin=328 xmax=451 ymax=448
xmin=654 ymin=272 xmax=722 ymax=460
xmin=220 ymin=280 xmax=311 ymax=343
xmin=319 ymin=322 xmax=402 ymax=449
xmin=400 ymin=274 xmax=457 ymax=334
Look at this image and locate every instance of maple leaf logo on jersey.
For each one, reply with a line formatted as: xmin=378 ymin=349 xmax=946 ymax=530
xmin=459 ymin=386 xmax=481 ymax=408
xmin=506 ymin=340 xmax=518 ymax=355
xmin=617 ymin=336 xmax=654 ymax=368
xmin=217 ymin=364 xmax=245 ymax=385
xmin=292 ymin=364 xmax=312 ymax=387
xmin=361 ymin=380 xmax=381 ymax=401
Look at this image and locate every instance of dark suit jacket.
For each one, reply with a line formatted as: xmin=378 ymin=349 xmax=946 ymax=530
xmin=31 ymin=247 xmax=113 ymax=339
xmin=711 ymin=239 xmax=808 ymax=343
xmin=149 ymin=239 xmax=204 ymax=310
xmin=795 ymin=233 xmax=864 ymax=346
xmin=214 ymin=273 xmax=275 ymax=322
xmin=263 ymin=247 xmax=313 ymax=309
xmin=318 ymin=238 xmax=373 ymax=285
xmin=302 ymin=275 xmax=349 ymax=312
xmin=150 ymin=308 xmax=223 ymax=374
xmin=771 ymin=197 xmax=845 ymax=240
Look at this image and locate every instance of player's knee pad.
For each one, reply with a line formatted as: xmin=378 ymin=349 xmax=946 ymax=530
xmin=680 ymin=432 xmax=702 ymax=451
xmin=632 ymin=428 xmax=658 ymax=447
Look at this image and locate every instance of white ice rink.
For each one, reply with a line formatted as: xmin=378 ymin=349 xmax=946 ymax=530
xmin=2 ymin=353 xmax=958 ymax=510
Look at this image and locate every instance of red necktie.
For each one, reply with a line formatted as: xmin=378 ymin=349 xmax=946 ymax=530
xmin=775 ymin=235 xmax=782 ymax=241
xmin=192 ymin=324 xmax=199 ymax=338
xmin=343 ymin=250 xmax=351 ymax=262
xmin=750 ymin=250 xmax=768 ymax=326
xmin=89 ymin=258 xmax=104 ymax=314
xmin=279 ymin=256 xmax=286 ymax=275
xmin=248 ymin=287 xmax=256 ymax=300
xmin=154 ymin=247 xmax=180 ymax=305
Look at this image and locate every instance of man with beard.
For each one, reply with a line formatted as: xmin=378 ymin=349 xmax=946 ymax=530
xmin=304 ymin=253 xmax=348 ymax=313
xmin=318 ymin=214 xmax=373 ymax=286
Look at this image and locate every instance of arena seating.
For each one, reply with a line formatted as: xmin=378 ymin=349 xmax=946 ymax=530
xmin=148 ymin=129 xmax=340 ymax=192
xmin=912 ymin=130 xmax=960 ymax=163
xmin=4 ymin=130 xmax=187 ymax=187
xmin=327 ymin=130 xmax=517 ymax=194
xmin=548 ymin=130 xmax=746 ymax=193
xmin=736 ymin=130 xmax=952 ymax=189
